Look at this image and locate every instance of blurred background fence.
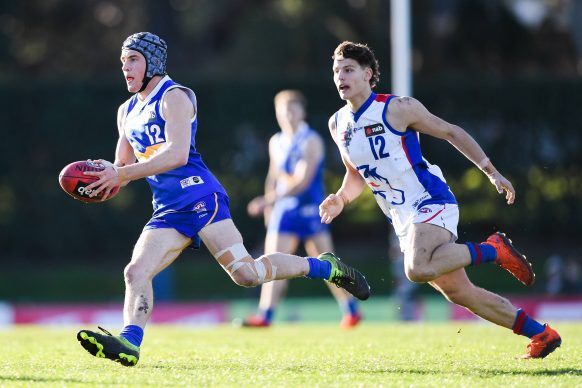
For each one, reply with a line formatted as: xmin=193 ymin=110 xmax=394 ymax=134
xmin=0 ymin=0 xmax=580 ymax=305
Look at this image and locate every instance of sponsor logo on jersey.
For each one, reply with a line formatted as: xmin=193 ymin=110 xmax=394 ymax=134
xmin=180 ymin=176 xmax=204 ymax=189
xmin=193 ymin=201 xmax=207 ymax=213
xmin=418 ymin=207 xmax=432 ymax=214
xmin=341 ymin=122 xmax=355 ymax=147
xmin=364 ymin=123 xmax=385 ymax=137
xmin=412 ymin=193 xmax=431 ymax=208
xmin=149 ymin=111 xmax=156 ymax=120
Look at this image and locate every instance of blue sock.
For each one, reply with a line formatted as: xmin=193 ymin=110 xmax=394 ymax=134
xmin=343 ymin=299 xmax=359 ymax=316
xmin=120 ymin=325 xmax=144 ymax=347
xmin=512 ymin=308 xmax=545 ymax=338
xmin=465 ymin=242 xmax=497 ymax=266
xmin=306 ymin=257 xmax=331 ymax=279
xmin=260 ymin=308 xmax=274 ymax=323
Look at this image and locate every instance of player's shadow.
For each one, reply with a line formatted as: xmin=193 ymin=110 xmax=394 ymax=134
xmin=0 ymin=376 xmax=89 ymax=384
xmin=518 ymin=368 xmax=582 ymax=376
xmin=361 ymin=367 xmax=582 ymax=377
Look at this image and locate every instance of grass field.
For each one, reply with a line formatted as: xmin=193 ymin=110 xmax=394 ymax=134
xmin=1 ymin=322 xmax=580 ymax=387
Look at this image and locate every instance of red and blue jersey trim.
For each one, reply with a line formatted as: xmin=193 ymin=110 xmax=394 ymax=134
xmin=401 ymin=129 xmax=457 ymax=207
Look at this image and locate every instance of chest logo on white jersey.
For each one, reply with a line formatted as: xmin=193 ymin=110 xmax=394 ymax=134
xmin=340 ymin=122 xmax=356 ymax=148
xmin=364 ymin=123 xmax=385 ymax=137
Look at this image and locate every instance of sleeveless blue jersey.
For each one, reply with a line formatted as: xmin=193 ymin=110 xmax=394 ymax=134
xmin=123 ymin=76 xmax=227 ymax=215
xmin=272 ymin=124 xmax=325 ymax=206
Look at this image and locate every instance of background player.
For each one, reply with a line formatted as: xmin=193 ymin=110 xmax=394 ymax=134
xmin=75 ymin=33 xmax=370 ymax=367
xmin=319 ymin=41 xmax=561 ymax=359
xmin=242 ymin=90 xmax=361 ymax=329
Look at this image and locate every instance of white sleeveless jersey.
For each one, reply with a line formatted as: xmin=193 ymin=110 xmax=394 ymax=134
xmin=333 ymin=93 xmax=457 ymax=221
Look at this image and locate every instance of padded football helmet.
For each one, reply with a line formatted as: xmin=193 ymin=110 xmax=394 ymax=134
xmin=121 ymin=32 xmax=167 ymax=92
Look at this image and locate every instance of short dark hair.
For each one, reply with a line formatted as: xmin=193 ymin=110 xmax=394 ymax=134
xmin=333 ymin=41 xmax=380 ymax=88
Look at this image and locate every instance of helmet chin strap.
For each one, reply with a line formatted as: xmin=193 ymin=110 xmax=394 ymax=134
xmin=138 ymin=76 xmax=152 ymax=93
xmin=137 ymin=60 xmax=151 ymax=93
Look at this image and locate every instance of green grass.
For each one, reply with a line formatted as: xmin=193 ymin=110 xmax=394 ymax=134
xmin=0 ymin=323 xmax=580 ymax=387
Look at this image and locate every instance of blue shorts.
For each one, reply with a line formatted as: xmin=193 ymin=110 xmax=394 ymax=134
xmin=144 ymin=192 xmax=231 ymax=249
xmin=267 ymin=199 xmax=328 ymax=240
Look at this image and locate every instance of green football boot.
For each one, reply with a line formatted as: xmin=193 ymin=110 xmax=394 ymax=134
xmin=77 ymin=326 xmax=140 ymax=367
xmin=318 ymin=252 xmax=371 ymax=300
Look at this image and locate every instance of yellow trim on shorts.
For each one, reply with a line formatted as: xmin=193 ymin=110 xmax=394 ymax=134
xmin=203 ymin=193 xmax=220 ymax=227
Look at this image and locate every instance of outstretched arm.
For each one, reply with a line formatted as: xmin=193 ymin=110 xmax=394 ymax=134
xmin=389 ymin=96 xmax=515 ymax=204
xmin=320 ymin=115 xmax=366 ymax=224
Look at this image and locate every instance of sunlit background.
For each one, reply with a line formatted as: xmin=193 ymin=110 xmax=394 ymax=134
xmin=0 ymin=0 xmax=580 ymax=325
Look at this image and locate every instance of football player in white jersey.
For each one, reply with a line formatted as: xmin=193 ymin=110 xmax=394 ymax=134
xmin=75 ymin=33 xmax=371 ymax=367
xmin=241 ymin=90 xmax=361 ymax=329
xmin=319 ymin=41 xmax=561 ymax=359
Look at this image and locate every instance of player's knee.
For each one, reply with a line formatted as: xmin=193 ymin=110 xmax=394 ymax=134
xmin=124 ymin=262 xmax=148 ymax=285
xmin=230 ymin=268 xmax=261 ymax=288
xmin=405 ymin=265 xmax=436 ymax=283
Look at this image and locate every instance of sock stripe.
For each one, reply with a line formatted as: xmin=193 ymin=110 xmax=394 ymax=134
xmin=466 ymin=243 xmax=476 ymax=265
xmin=512 ymin=309 xmax=527 ymax=334
xmin=472 ymin=243 xmax=482 ymax=265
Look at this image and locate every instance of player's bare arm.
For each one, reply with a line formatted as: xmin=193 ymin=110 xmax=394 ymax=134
xmin=320 ymin=115 xmax=366 ymax=224
xmin=388 ymin=96 xmax=515 ymax=204
xmin=120 ymin=88 xmax=192 ymax=180
xmin=86 ymin=88 xmax=193 ymax=198
xmin=275 ymin=135 xmax=323 ymax=198
xmin=262 ymin=135 xmax=283 ymax=206
xmin=247 ymin=135 xmax=279 ymax=220
xmin=114 ymin=101 xmax=138 ymax=169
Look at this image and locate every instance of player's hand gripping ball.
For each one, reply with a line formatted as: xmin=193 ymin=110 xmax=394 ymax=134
xmin=58 ymin=160 xmax=120 ymax=203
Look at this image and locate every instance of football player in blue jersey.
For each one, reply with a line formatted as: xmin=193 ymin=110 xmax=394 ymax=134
xmin=75 ymin=32 xmax=370 ymax=367
xmin=319 ymin=41 xmax=561 ymax=359
xmin=241 ymin=90 xmax=361 ymax=329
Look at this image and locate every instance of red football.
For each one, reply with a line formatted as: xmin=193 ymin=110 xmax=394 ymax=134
xmin=58 ymin=160 xmax=120 ymax=203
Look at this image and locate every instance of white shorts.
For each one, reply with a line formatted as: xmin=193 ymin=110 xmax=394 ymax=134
xmin=391 ymin=203 xmax=459 ymax=252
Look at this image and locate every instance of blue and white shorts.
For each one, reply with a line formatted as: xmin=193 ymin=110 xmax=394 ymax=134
xmin=267 ymin=197 xmax=328 ymax=240
xmin=144 ymin=192 xmax=231 ymax=248
xmin=391 ymin=203 xmax=459 ymax=252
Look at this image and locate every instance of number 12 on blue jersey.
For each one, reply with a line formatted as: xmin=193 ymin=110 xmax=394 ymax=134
xmin=145 ymin=124 xmax=164 ymax=145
